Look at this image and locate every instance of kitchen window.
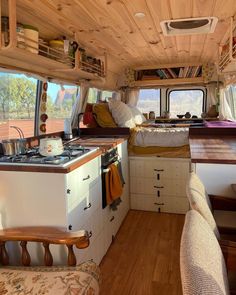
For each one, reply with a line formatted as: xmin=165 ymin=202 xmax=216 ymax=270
xmin=137 ymin=89 xmax=161 ymax=117
xmin=46 ymin=82 xmax=79 ymax=133
xmin=167 ymin=89 xmax=205 ymax=118
xmin=0 ymin=72 xmax=37 ymax=140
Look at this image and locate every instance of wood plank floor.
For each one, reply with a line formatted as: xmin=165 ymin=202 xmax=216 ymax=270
xmin=99 ymin=210 xmax=185 ymax=295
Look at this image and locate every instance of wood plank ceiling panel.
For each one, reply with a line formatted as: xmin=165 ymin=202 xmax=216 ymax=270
xmin=168 ymin=0 xmax=193 ymax=63
xmin=190 ymin=0 xmax=216 ymax=63
xmin=146 ymin=0 xmax=178 ymax=65
xmin=200 ymin=0 xmax=236 ymax=63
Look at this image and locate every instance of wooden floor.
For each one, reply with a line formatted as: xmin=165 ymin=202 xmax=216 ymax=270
xmin=100 ymin=210 xmax=185 ymax=295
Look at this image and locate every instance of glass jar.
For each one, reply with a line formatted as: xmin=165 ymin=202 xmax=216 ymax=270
xmin=149 ymin=111 xmax=155 ymax=120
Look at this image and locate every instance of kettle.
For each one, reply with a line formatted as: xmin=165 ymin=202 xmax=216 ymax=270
xmin=39 ymin=137 xmax=64 ymax=157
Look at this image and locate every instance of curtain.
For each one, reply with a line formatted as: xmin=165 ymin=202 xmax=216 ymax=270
xmin=206 ymin=83 xmax=218 ymax=110
xmin=218 ymin=87 xmax=235 ymax=121
xmin=71 ymin=82 xmax=90 ymax=128
xmin=126 ymin=89 xmax=140 ymax=107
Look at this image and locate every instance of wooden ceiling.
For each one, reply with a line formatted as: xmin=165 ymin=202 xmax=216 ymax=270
xmin=13 ymin=0 xmax=236 ymax=71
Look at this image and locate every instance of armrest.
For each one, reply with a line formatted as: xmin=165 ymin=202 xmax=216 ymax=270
xmin=0 ymin=226 xmax=89 ymax=267
xmin=0 ymin=226 xmax=89 ymax=249
xmin=220 ymin=239 xmax=236 ymax=272
xmin=209 ymin=194 xmax=236 ymax=211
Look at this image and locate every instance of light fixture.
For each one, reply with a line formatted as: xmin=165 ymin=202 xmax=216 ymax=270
xmin=134 ymin=12 xmax=146 ymax=18
xmin=160 ymin=17 xmax=218 ymax=36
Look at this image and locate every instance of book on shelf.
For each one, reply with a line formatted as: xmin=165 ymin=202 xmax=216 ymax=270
xmin=178 ymin=67 xmax=184 ymax=78
xmin=166 ymin=68 xmax=177 ymax=78
xmin=183 ymin=66 xmax=189 ymax=78
xmin=192 ymin=65 xmax=201 ymax=77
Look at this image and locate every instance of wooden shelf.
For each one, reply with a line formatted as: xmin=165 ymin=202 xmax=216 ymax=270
xmin=132 ymin=77 xmax=204 ymax=87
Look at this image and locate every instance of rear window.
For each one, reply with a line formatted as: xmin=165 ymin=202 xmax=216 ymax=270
xmin=137 ymin=89 xmax=161 ymax=117
xmin=168 ymin=89 xmax=205 ymax=118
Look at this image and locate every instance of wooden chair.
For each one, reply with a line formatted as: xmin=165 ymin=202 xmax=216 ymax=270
xmin=187 ymin=172 xmax=236 ymax=236
xmin=180 ymin=210 xmax=236 ymax=295
xmin=0 ymin=226 xmax=100 ymax=294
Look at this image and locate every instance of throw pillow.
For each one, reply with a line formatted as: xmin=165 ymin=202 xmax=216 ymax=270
xmin=129 ymin=106 xmax=146 ymax=125
xmin=93 ymin=103 xmax=117 ymax=128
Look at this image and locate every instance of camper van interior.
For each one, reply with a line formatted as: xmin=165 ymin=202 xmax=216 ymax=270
xmin=1 ymin=0 xmax=236 ymax=294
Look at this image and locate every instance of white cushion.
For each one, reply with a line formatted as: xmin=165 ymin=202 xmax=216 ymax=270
xmin=180 ymin=210 xmax=230 ymax=295
xmin=129 ymin=106 xmax=146 ymax=125
xmin=108 ymin=99 xmax=136 ymax=128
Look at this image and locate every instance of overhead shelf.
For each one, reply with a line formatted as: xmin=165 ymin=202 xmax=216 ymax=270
xmin=131 ymin=77 xmax=204 ymax=87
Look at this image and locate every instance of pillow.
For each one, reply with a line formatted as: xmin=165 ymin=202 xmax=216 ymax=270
xmin=129 ymin=106 xmax=146 ymax=125
xmin=83 ymin=103 xmax=99 ymax=128
xmin=108 ymin=99 xmax=136 ymax=128
xmin=93 ymin=103 xmax=117 ymax=128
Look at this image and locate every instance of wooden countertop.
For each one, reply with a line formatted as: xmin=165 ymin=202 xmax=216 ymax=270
xmin=189 ymin=135 xmax=236 ymax=164
xmin=0 ymin=137 xmax=127 ymax=173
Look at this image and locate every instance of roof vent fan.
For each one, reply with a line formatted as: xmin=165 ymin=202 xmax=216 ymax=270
xmin=160 ymin=17 xmax=218 ymax=36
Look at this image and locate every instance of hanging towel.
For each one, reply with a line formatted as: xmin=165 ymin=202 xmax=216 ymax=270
xmin=105 ymin=163 xmax=123 ymax=207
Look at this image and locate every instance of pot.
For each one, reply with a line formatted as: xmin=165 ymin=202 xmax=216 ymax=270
xmin=39 ymin=137 xmax=64 ymax=157
xmin=1 ymin=140 xmax=15 ymax=155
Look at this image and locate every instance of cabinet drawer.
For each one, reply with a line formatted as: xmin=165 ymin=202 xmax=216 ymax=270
xmin=66 ymin=156 xmax=101 ymax=200
xmin=131 ymin=193 xmax=189 ymax=214
xmin=67 ymin=181 xmax=102 ymax=231
xmin=130 ymin=177 xmax=187 ymax=197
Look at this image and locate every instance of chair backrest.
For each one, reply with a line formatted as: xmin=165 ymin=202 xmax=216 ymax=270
xmin=180 ymin=210 xmax=230 ymax=295
xmin=186 ymin=172 xmax=220 ymax=239
xmin=187 ymin=172 xmax=212 ymax=210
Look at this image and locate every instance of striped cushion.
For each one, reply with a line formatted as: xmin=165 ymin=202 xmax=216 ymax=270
xmin=180 ymin=210 xmax=229 ymax=295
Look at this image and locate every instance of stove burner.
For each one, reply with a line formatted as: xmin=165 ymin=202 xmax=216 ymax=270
xmin=0 ymin=144 xmax=98 ymax=167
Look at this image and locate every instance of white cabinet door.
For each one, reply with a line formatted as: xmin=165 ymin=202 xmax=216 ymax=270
xmin=196 ymin=163 xmax=236 ymax=197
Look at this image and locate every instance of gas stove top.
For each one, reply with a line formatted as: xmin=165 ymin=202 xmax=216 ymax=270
xmin=0 ymin=145 xmax=98 ymax=167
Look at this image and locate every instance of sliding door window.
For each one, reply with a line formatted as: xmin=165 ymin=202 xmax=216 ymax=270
xmin=0 ymin=72 xmax=37 ymax=140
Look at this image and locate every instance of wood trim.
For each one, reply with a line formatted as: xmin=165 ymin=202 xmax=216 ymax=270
xmin=209 ymin=194 xmax=236 ymax=211
xmin=80 ymin=127 xmax=130 ymax=136
xmin=132 ymin=77 xmax=204 ymax=87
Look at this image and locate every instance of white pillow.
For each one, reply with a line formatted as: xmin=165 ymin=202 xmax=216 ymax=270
xmin=129 ymin=106 xmax=146 ymax=125
xmin=108 ymin=99 xmax=136 ymax=128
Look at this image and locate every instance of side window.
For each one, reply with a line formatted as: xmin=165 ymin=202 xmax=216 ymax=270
xmin=100 ymin=90 xmax=114 ymax=102
xmin=168 ymin=89 xmax=205 ymax=118
xmin=46 ymin=82 xmax=79 ymax=133
xmin=0 ymin=72 xmax=37 ymax=140
xmin=87 ymin=88 xmax=99 ymax=103
xmin=137 ymin=89 xmax=161 ymax=117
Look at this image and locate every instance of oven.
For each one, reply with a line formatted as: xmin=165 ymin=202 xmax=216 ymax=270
xmin=101 ymin=147 xmax=119 ymax=209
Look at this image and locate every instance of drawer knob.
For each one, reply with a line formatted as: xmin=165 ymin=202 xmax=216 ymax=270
xmin=68 ymin=224 xmax=72 ymax=230
xmin=154 ymin=169 xmax=164 ymax=172
xmin=83 ymin=202 xmax=92 ymax=211
xmin=154 ymin=202 xmax=164 ymax=206
xmin=67 ymin=189 xmax=71 ymax=194
xmin=110 ymin=216 xmax=115 ymax=222
xmin=154 ymin=186 xmax=164 ymax=189
xmin=83 ymin=175 xmax=90 ymax=181
xmin=88 ymin=231 xmax=93 ymax=238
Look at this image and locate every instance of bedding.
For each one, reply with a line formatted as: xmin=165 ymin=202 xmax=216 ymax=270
xmin=129 ymin=126 xmax=190 ymax=158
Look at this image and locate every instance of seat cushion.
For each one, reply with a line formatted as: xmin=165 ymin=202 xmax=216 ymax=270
xmin=180 ymin=210 xmax=230 ymax=295
xmin=214 ymin=210 xmax=236 ymax=229
xmin=0 ymin=260 xmax=100 ymax=295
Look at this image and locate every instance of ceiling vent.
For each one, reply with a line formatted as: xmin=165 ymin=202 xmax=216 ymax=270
xmin=160 ymin=17 xmax=218 ymax=36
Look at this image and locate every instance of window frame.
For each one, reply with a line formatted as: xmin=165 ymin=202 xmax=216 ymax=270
xmin=166 ymin=87 xmax=207 ymax=116
xmin=137 ymin=88 xmax=162 ymax=117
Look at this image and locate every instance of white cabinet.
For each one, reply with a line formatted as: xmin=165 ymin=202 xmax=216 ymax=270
xmin=129 ymin=157 xmax=190 ymax=214
xmin=194 ymin=163 xmax=236 ymax=197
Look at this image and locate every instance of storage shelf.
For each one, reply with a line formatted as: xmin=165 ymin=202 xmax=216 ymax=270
xmin=0 ymin=46 xmax=104 ymax=82
xmin=132 ymin=77 xmax=204 ymax=87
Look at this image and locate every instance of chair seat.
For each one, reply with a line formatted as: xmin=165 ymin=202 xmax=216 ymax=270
xmin=214 ymin=210 xmax=236 ymax=229
xmin=0 ymin=260 xmax=100 ymax=295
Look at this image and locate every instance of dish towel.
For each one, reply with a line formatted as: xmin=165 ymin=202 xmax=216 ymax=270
xmin=105 ymin=163 xmax=123 ymax=208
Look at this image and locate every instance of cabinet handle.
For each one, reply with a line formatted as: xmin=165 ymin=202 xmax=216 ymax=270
xmin=157 ymin=173 xmax=160 ymax=180
xmin=67 ymin=189 xmax=71 ymax=194
xmin=110 ymin=216 xmax=115 ymax=222
xmin=154 ymin=186 xmax=164 ymax=189
xmin=83 ymin=175 xmax=90 ymax=181
xmin=157 ymin=190 xmax=160 ymax=197
xmin=154 ymin=169 xmax=164 ymax=172
xmin=154 ymin=202 xmax=164 ymax=206
xmin=83 ymin=202 xmax=92 ymax=211
xmin=68 ymin=224 xmax=72 ymax=231
xmin=88 ymin=231 xmax=93 ymax=238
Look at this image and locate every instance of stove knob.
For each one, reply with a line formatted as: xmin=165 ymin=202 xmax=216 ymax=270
xmin=68 ymin=225 xmax=72 ymax=231
xmin=67 ymin=189 xmax=71 ymax=194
